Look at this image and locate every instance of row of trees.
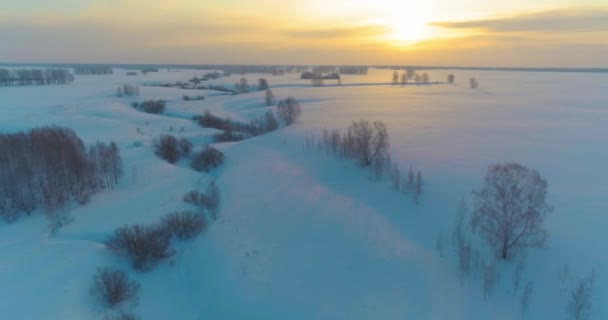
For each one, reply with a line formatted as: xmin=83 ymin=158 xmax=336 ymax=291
xmin=305 ymin=120 xmax=424 ymax=203
xmin=193 ymin=96 xmax=299 ymax=142
xmin=0 ymin=68 xmax=74 ymax=86
xmin=392 ymin=71 xmax=430 ymax=85
xmin=73 ymin=66 xmax=113 ymax=75
xmin=0 ymin=126 xmax=122 ymax=223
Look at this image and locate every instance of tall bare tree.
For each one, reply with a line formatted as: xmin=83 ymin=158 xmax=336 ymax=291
xmin=470 ymin=163 xmax=551 ymax=260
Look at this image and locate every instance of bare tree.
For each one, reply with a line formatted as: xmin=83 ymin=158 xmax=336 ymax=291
xmin=265 ymin=89 xmax=275 ymax=106
xmin=469 ymin=77 xmax=479 ymax=89
xmin=348 ymin=120 xmax=389 ymax=166
xmin=400 ymin=73 xmax=407 ymax=85
xmin=392 ymin=71 xmax=399 ymax=85
xmin=521 ymin=282 xmax=534 ymax=317
xmin=277 ymin=97 xmax=302 ymax=126
xmin=154 ymin=135 xmax=180 ymax=164
xmin=436 ymin=231 xmax=445 ymax=258
xmin=567 ymin=273 xmax=595 ymax=320
xmin=470 ymin=163 xmax=551 ymax=260
xmin=414 ymin=170 xmax=423 ymax=203
xmin=391 ymin=164 xmax=401 ymax=191
xmin=513 ymin=256 xmax=525 ymax=295
xmin=482 ymin=260 xmax=499 ymax=298
xmin=447 ymin=74 xmax=455 ymax=84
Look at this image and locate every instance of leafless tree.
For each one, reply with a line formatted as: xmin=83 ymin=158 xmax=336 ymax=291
xmin=470 ymin=163 xmax=551 ymax=260
xmin=482 ymin=260 xmax=499 ymax=298
xmin=265 ymin=89 xmax=275 ymax=106
xmin=348 ymin=120 xmax=389 ymax=166
xmin=414 ymin=170 xmax=423 ymax=204
xmin=258 ymin=78 xmax=269 ymax=91
xmin=521 ymin=282 xmax=534 ymax=317
xmin=92 ymin=267 xmax=139 ymax=308
xmin=392 ymin=71 xmax=399 ymax=85
xmin=391 ymin=164 xmax=401 ymax=191
xmin=436 ymin=231 xmax=445 ymax=258
xmin=447 ymin=74 xmax=455 ymax=84
xmin=277 ymin=97 xmax=302 ymax=126
xmin=567 ymin=273 xmax=595 ymax=320
xmin=400 ymin=73 xmax=407 ymax=85
xmin=469 ymin=77 xmax=479 ymax=89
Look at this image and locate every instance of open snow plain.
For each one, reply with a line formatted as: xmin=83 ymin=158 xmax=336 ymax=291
xmin=0 ymin=67 xmax=607 ymax=319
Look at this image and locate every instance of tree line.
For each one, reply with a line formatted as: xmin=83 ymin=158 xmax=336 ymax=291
xmin=0 ymin=126 xmax=122 ymax=223
xmin=0 ymin=68 xmax=74 ymax=86
xmin=73 ymin=66 xmax=113 ymax=75
xmin=305 ymin=120 xmax=424 ymax=204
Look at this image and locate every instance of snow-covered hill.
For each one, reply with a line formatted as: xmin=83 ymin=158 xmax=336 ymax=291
xmin=0 ymin=67 xmax=606 ymax=319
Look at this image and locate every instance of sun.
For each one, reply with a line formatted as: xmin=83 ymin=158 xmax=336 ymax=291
xmin=364 ymin=0 xmax=436 ymax=45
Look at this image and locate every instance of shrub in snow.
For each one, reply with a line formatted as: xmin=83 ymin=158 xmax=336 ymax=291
xmin=213 ymin=130 xmax=246 ymax=142
xmin=183 ymin=182 xmax=221 ymax=219
xmin=92 ymin=267 xmax=139 ymax=308
xmin=161 ymin=211 xmax=207 ymax=239
xmin=154 ymin=135 xmax=180 ymax=164
xmin=190 ymin=146 xmax=224 ymax=172
xmin=178 ymin=138 xmax=193 ymax=157
xmin=138 ymin=100 xmax=166 ymax=114
xmin=106 ymin=225 xmax=171 ymax=271
xmin=470 ymin=163 xmax=551 ymax=260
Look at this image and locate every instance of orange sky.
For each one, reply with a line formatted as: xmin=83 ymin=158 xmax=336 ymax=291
xmin=0 ymin=0 xmax=607 ymax=66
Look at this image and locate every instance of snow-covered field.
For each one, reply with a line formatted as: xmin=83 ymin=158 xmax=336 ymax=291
xmin=0 ymin=67 xmax=607 ymax=319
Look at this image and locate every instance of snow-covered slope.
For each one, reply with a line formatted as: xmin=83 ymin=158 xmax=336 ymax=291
xmin=0 ymin=67 xmax=606 ymax=319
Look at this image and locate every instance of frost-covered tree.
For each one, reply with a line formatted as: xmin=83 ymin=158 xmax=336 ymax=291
xmin=348 ymin=120 xmax=389 ymax=166
xmin=470 ymin=163 xmax=551 ymax=260
xmin=277 ymin=97 xmax=302 ymax=126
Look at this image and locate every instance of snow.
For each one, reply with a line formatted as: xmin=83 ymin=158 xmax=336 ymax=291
xmin=0 ymin=67 xmax=607 ymax=319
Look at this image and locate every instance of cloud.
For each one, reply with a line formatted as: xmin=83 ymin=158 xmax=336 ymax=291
xmin=283 ymin=25 xmax=389 ymax=39
xmin=430 ymin=7 xmax=608 ymax=33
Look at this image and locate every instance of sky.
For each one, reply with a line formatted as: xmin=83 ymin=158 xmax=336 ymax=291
xmin=1 ymin=0 xmax=607 ymax=67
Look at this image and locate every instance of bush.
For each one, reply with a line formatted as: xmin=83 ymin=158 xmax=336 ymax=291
xmin=190 ymin=146 xmax=224 ymax=172
xmin=178 ymin=138 xmax=193 ymax=157
xmin=138 ymin=100 xmax=166 ymax=114
xmin=106 ymin=225 xmax=171 ymax=271
xmin=154 ymin=135 xmax=180 ymax=163
xmin=93 ymin=267 xmax=139 ymax=308
xmin=183 ymin=182 xmax=220 ymax=219
xmin=213 ymin=130 xmax=246 ymax=142
xmin=161 ymin=211 xmax=207 ymax=239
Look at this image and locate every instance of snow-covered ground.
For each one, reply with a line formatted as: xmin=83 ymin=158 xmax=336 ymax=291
xmin=0 ymin=67 xmax=606 ymax=319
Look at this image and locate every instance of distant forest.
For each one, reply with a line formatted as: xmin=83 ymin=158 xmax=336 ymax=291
xmin=0 ymin=68 xmax=73 ymax=86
